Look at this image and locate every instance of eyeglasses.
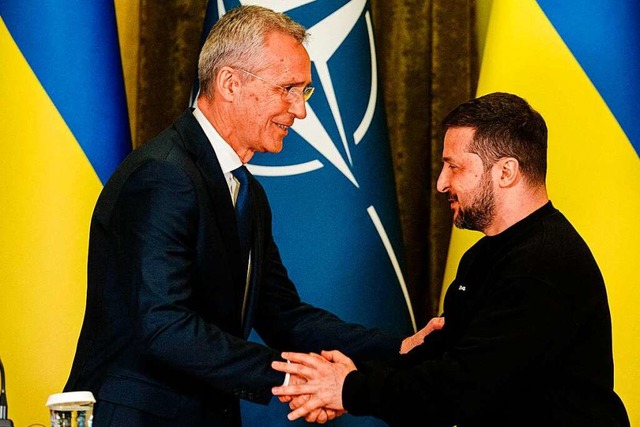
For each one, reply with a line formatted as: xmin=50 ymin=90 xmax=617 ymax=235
xmin=236 ymin=68 xmax=315 ymax=102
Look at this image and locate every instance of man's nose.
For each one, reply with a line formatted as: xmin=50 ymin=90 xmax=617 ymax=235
xmin=288 ymin=96 xmax=307 ymax=119
xmin=436 ymin=168 xmax=448 ymax=193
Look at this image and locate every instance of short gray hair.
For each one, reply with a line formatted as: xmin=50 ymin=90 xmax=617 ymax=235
xmin=197 ymin=5 xmax=308 ymax=97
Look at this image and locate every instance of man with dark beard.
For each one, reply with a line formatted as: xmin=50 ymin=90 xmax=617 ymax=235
xmin=271 ymin=92 xmax=630 ymax=426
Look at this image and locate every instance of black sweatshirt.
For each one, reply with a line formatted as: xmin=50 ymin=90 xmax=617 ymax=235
xmin=343 ymin=202 xmax=630 ymax=427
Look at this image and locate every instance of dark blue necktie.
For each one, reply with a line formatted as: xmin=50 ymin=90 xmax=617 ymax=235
xmin=232 ymin=166 xmax=251 ymax=267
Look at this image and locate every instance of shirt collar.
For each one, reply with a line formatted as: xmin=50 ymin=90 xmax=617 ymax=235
xmin=192 ymin=106 xmax=243 ymax=174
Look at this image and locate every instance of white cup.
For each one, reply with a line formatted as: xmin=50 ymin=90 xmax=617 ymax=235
xmin=46 ymin=391 xmax=95 ymax=427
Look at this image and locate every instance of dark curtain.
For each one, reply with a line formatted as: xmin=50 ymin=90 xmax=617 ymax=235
xmin=135 ymin=0 xmax=478 ymax=327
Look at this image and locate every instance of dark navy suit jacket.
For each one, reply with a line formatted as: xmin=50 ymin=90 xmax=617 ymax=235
xmin=64 ymin=109 xmax=402 ymax=426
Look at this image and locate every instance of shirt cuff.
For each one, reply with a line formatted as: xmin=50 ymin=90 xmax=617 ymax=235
xmin=282 ymin=360 xmax=291 ymax=386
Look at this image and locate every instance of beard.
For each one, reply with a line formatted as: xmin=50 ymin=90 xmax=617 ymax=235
xmin=453 ymin=171 xmax=496 ymax=232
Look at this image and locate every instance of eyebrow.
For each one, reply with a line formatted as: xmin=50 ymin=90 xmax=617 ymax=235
xmin=287 ymin=79 xmax=312 ymax=87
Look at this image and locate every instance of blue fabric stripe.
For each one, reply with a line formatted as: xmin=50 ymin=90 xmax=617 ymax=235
xmin=1 ymin=1 xmax=131 ymax=183
xmin=536 ymin=0 xmax=640 ymax=157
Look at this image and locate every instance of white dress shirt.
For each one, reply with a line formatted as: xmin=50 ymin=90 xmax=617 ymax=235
xmin=192 ymin=106 xmax=243 ymax=204
xmin=192 ymin=107 xmax=253 ymax=323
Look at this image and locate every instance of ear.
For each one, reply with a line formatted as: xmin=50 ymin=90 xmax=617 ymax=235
xmin=215 ymin=67 xmax=239 ymax=101
xmin=497 ymin=157 xmax=519 ymax=188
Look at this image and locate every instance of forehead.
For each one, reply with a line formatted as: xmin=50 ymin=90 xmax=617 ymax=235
xmin=262 ymin=31 xmax=311 ymax=75
xmin=442 ymin=127 xmax=476 ymax=160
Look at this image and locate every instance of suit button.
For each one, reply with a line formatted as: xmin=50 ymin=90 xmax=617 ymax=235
xmin=222 ymin=408 xmax=231 ymax=417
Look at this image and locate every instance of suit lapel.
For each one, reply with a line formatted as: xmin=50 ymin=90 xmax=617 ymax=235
xmin=173 ymin=110 xmax=247 ymax=303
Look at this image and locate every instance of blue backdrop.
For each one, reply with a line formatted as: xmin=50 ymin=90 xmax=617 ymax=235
xmin=198 ymin=1 xmax=415 ymax=425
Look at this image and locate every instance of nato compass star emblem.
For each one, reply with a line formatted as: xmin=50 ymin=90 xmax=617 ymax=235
xmin=217 ymin=0 xmax=416 ymax=329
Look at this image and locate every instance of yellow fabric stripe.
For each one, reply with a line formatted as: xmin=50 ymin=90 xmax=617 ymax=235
xmin=441 ymin=1 xmax=640 ymax=422
xmin=0 ymin=17 xmax=102 ymax=426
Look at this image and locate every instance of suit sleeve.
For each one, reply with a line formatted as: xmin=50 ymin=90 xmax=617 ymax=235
xmin=248 ymin=182 xmax=403 ymax=361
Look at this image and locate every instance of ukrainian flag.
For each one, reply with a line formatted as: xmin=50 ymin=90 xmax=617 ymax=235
xmin=442 ymin=1 xmax=640 ymax=423
xmin=0 ymin=2 xmax=130 ymax=425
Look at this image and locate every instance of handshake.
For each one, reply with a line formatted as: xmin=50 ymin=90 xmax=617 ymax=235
xmin=271 ymin=317 xmax=444 ymax=424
